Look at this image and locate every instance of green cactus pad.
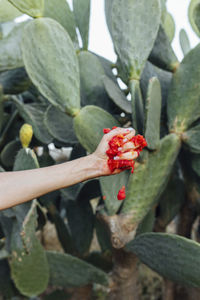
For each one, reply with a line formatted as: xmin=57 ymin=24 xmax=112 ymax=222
xmin=157 ymin=169 xmax=185 ymax=228
xmin=167 ymin=43 xmax=200 ymax=133
xmin=13 ymin=98 xmax=53 ymax=145
xmin=110 ymin=0 xmax=161 ymax=79
xmin=126 ymin=232 xmax=200 ymax=287
xmin=191 ymin=153 xmax=200 ymax=177
xmin=0 ymin=248 xmax=9 ymax=260
xmin=13 ymin=148 xmax=39 ymax=171
xmin=104 ymin=0 xmax=113 ymax=37
xmin=9 ymin=201 xmax=49 ymax=297
xmin=65 ymin=199 xmax=94 ymax=255
xmin=182 ymin=124 xmax=200 ymax=153
xmin=0 ymin=0 xmax=21 ymax=22
xmin=122 ymin=134 xmax=181 ymax=224
xmin=0 ymin=68 xmax=31 ymax=95
xmin=0 ymin=22 xmax=25 ymax=72
xmin=73 ymin=0 xmax=90 ymax=50
xmin=8 ymin=0 xmax=44 ymax=17
xmin=163 ymin=13 xmax=175 ymax=43
xmin=136 ymin=209 xmax=155 ymax=236
xmin=0 ymin=140 xmax=21 ymax=168
xmin=44 ymin=105 xmax=77 ymax=145
xmin=194 ymin=3 xmax=200 ymax=33
xmin=100 ymin=170 xmax=130 ymax=215
xmin=144 ymin=77 xmax=162 ymax=150
xmin=188 ymin=0 xmax=200 ymax=37
xmin=149 ymin=26 xmax=178 ymax=72
xmin=21 ymin=18 xmax=80 ymax=116
xmin=78 ymin=51 xmax=114 ymax=112
xmin=179 ymin=29 xmax=191 ymax=56
xmin=73 ymin=105 xmax=119 ymax=153
xmin=103 ymin=75 xmax=132 ymax=114
xmin=46 ymin=251 xmax=108 ymax=287
xmin=44 ymin=0 xmax=78 ymax=47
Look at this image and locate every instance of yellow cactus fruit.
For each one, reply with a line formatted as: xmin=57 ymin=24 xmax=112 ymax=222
xmin=19 ymin=123 xmax=33 ymax=148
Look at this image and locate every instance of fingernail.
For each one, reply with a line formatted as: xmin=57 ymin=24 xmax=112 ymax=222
xmin=123 ymin=138 xmax=128 ymax=142
xmin=114 ymin=156 xmax=120 ymax=160
xmin=127 ymin=127 xmax=134 ymax=131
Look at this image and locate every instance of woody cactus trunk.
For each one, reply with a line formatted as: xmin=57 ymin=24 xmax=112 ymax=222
xmin=0 ymin=0 xmax=200 ymax=299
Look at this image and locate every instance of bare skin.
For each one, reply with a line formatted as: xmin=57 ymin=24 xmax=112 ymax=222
xmin=0 ymin=127 xmax=136 ymax=210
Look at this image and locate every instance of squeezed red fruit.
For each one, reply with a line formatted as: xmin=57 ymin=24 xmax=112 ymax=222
xmin=103 ymin=127 xmax=147 ymax=201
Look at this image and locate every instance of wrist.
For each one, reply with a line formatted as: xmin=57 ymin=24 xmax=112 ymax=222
xmin=87 ymin=153 xmax=106 ymax=178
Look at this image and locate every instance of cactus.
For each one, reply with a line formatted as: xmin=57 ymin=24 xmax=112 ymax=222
xmin=0 ymin=0 xmax=200 ymax=299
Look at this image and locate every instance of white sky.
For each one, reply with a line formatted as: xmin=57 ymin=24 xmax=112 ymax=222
xmin=68 ymin=0 xmax=199 ymax=62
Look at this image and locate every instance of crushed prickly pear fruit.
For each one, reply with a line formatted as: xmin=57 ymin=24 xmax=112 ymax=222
xmin=103 ymin=127 xmax=147 ymax=173
xmin=103 ymin=127 xmax=147 ymax=201
xmin=117 ymin=185 xmax=126 ymax=200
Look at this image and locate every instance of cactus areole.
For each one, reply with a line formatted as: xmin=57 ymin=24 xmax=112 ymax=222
xmin=103 ymin=127 xmax=147 ymax=200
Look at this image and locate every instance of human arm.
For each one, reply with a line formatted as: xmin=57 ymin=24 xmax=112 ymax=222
xmin=0 ymin=127 xmax=136 ymax=210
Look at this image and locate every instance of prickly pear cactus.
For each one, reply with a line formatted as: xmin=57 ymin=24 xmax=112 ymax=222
xmin=0 ymin=0 xmax=200 ymax=299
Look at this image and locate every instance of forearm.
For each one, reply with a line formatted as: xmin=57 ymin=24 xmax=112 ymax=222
xmin=0 ymin=154 xmax=102 ymax=210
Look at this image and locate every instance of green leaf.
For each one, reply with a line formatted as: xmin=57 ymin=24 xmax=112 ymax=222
xmin=73 ymin=105 xmax=119 ymax=153
xmin=182 ymin=124 xmax=200 ymax=153
xmin=149 ymin=25 xmax=178 ymax=72
xmin=44 ymin=0 xmax=78 ymax=47
xmin=73 ymin=0 xmax=90 ymax=49
xmin=44 ymin=105 xmax=77 ymax=145
xmin=144 ymin=77 xmax=162 ymax=150
xmin=0 ymin=0 xmax=21 ymax=22
xmin=126 ymin=232 xmax=200 ymax=287
xmin=9 ymin=201 xmax=49 ymax=297
xmin=188 ymin=0 xmax=200 ymax=37
xmin=0 ymin=140 xmax=21 ymax=168
xmin=167 ymin=43 xmax=200 ymax=133
xmin=13 ymin=98 xmax=53 ymax=144
xmin=100 ymin=170 xmax=130 ymax=215
xmin=0 ymin=22 xmax=25 ymax=72
xmin=46 ymin=251 xmax=108 ymax=287
xmin=122 ymin=134 xmax=181 ymax=225
xmin=179 ymin=29 xmax=191 ymax=56
xmin=0 ymin=67 xmax=31 ymax=95
xmin=103 ymin=75 xmax=132 ymax=114
xmin=78 ymin=51 xmax=115 ymax=112
xmin=8 ymin=0 xmax=44 ymax=17
xmin=110 ymin=0 xmax=161 ymax=79
xmin=21 ymin=18 xmax=80 ymax=116
xmin=13 ymin=148 xmax=39 ymax=171
xmin=163 ymin=13 xmax=175 ymax=43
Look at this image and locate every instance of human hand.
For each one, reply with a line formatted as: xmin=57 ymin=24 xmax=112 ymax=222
xmin=92 ymin=127 xmax=138 ymax=176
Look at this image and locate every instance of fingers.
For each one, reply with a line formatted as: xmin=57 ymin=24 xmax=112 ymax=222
xmin=105 ymin=127 xmax=129 ymax=140
xmin=118 ymin=141 xmax=136 ymax=152
xmin=105 ymin=127 xmax=135 ymax=141
xmin=122 ymin=129 xmax=136 ymax=142
xmin=115 ymin=150 xmax=138 ymax=160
